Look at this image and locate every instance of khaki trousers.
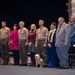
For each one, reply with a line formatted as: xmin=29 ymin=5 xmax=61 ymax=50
xmin=19 ymin=40 xmax=28 ymax=64
xmin=36 ymin=40 xmax=46 ymax=55
xmin=1 ymin=38 xmax=9 ymax=64
xmin=36 ymin=40 xmax=47 ymax=65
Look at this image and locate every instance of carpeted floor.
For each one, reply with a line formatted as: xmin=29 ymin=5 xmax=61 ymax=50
xmin=0 ymin=65 xmax=75 ymax=75
xmin=0 ymin=57 xmax=75 ymax=75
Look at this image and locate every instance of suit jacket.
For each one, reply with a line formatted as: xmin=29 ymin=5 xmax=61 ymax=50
xmin=9 ymin=30 xmax=19 ymax=50
xmin=55 ymin=22 xmax=71 ymax=47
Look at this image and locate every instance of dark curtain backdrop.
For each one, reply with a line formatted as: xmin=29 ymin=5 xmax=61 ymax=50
xmin=0 ymin=0 xmax=68 ymax=30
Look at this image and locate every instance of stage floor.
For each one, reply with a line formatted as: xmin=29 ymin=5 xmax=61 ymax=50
xmin=0 ymin=65 xmax=75 ymax=75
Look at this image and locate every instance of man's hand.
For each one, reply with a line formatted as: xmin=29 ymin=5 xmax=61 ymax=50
xmin=43 ymin=44 xmax=47 ymax=47
xmin=64 ymin=42 xmax=68 ymax=46
xmin=25 ymin=42 xmax=28 ymax=45
xmin=35 ymin=44 xmax=37 ymax=47
xmin=8 ymin=42 xmax=10 ymax=45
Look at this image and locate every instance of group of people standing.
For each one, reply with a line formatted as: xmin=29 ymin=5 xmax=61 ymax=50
xmin=0 ymin=15 xmax=75 ymax=69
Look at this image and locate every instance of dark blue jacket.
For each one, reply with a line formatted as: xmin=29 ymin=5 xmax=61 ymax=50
xmin=47 ymin=31 xmax=56 ymax=46
xmin=70 ymin=23 xmax=75 ymax=45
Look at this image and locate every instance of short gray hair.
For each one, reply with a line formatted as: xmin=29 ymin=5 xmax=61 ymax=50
xmin=19 ymin=21 xmax=25 ymax=25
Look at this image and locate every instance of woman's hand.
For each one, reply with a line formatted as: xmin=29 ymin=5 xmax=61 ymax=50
xmin=48 ymin=43 xmax=52 ymax=48
xmin=28 ymin=42 xmax=32 ymax=46
xmin=10 ymin=41 xmax=14 ymax=44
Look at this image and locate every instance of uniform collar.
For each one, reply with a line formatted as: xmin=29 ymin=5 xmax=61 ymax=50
xmin=20 ymin=27 xmax=24 ymax=30
xmin=3 ymin=26 xmax=6 ymax=29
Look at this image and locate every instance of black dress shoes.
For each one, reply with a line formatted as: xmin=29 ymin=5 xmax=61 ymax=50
xmin=19 ymin=64 xmax=27 ymax=66
xmin=57 ymin=67 xmax=64 ymax=69
xmin=63 ymin=67 xmax=69 ymax=69
xmin=2 ymin=63 xmax=8 ymax=65
xmin=57 ymin=67 xmax=69 ymax=69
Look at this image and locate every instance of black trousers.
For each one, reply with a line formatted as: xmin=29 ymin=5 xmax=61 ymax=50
xmin=12 ymin=50 xmax=19 ymax=65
